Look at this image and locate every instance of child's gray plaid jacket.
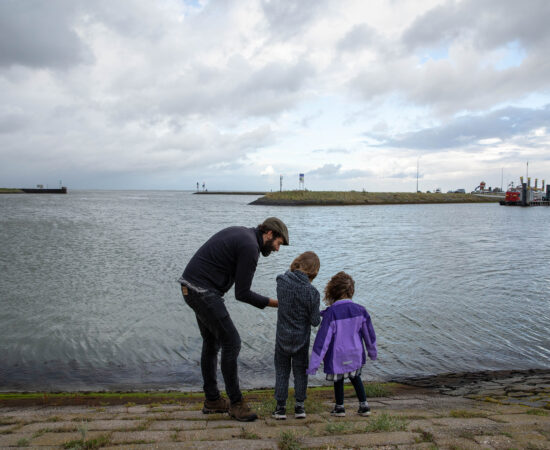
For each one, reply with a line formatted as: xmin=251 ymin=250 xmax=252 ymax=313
xmin=275 ymin=270 xmax=321 ymax=354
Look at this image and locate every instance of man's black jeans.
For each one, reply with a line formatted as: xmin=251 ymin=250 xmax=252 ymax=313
xmin=182 ymin=286 xmax=242 ymax=404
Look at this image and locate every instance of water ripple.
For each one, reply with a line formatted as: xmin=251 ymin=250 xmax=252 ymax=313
xmin=1 ymin=193 xmax=549 ymax=390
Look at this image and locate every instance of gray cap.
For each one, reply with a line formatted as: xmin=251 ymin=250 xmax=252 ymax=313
xmin=262 ymin=217 xmax=289 ymax=245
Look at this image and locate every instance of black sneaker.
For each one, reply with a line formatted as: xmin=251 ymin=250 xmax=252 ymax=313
xmin=294 ymin=405 xmax=306 ymax=419
xmin=272 ymin=404 xmax=287 ymax=420
xmin=330 ymin=405 xmax=346 ymax=417
xmin=358 ymin=404 xmax=371 ymax=416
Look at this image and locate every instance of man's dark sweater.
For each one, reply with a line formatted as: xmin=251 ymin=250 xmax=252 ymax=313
xmin=180 ymin=226 xmax=269 ymax=309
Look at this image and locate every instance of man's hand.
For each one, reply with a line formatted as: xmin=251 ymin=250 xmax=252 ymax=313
xmin=267 ymin=298 xmax=279 ymax=308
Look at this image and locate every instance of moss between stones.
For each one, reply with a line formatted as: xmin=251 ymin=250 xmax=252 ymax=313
xmin=0 ymin=382 xmax=396 ymax=407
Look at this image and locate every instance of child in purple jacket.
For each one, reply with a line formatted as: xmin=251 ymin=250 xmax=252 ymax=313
xmin=306 ymin=271 xmax=377 ymax=417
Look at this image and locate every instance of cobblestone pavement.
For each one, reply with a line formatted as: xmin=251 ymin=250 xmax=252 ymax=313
xmin=1 ymin=371 xmax=549 ymax=449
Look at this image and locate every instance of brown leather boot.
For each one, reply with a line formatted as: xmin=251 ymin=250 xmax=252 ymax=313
xmin=202 ymin=397 xmax=229 ymax=414
xmin=229 ymin=399 xmax=258 ymax=422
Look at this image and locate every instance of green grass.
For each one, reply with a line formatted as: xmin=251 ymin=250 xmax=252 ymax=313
xmin=237 ymin=427 xmax=260 ymax=439
xmin=62 ymin=434 xmax=110 ymax=449
xmin=251 ymin=395 xmax=276 ymax=418
xmin=526 ymin=408 xmax=549 ymax=416
xmin=449 ymin=409 xmax=488 ymax=418
xmin=364 ymin=413 xmax=408 ymax=432
xmin=363 ymin=382 xmax=392 ymax=397
xmin=16 ymin=438 xmax=30 ymax=447
xmin=253 ymin=190 xmax=500 ymax=206
xmin=412 ymin=427 xmax=435 ymax=443
xmin=0 ymin=383 xmax=397 ymax=407
xmin=278 ymin=431 xmax=302 ymax=450
xmin=325 ymin=421 xmax=356 ymax=434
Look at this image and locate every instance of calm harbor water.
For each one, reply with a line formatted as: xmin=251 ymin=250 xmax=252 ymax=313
xmin=1 ymin=190 xmax=549 ymax=391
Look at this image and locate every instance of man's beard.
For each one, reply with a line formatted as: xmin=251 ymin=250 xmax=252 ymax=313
xmin=261 ymin=238 xmax=276 ymax=257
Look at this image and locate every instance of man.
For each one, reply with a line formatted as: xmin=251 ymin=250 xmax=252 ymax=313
xmin=179 ymin=217 xmax=289 ymax=422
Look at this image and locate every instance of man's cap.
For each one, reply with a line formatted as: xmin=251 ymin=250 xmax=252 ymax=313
xmin=262 ymin=217 xmax=289 ymax=245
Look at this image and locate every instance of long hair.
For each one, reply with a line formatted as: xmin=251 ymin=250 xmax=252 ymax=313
xmin=324 ymin=271 xmax=355 ymax=306
xmin=290 ymin=251 xmax=320 ymax=282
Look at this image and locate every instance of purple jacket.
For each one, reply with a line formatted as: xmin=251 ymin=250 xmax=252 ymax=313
xmin=307 ymin=299 xmax=377 ymax=375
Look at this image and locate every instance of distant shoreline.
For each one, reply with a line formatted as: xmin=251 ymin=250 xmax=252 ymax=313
xmin=194 ymin=191 xmax=267 ymax=195
xmin=250 ymin=191 xmax=502 ymax=206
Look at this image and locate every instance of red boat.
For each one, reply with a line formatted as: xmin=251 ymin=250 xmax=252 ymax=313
xmin=500 ymin=177 xmax=550 ymax=206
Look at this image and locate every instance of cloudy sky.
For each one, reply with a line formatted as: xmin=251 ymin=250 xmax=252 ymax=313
xmin=1 ymin=0 xmax=549 ymax=191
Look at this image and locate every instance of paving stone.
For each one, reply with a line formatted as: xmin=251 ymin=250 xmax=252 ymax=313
xmin=262 ymin=416 xmax=324 ymax=428
xmin=31 ymin=431 xmax=106 ymax=446
xmin=169 ymin=410 xmax=214 ymax=419
xmin=386 ymin=398 xmax=429 ymax=406
xmin=18 ymin=421 xmax=79 ymax=433
xmin=433 ymin=436 xmax=485 ymax=449
xmin=176 ymin=438 xmax=278 ymax=449
xmin=491 ymin=413 xmax=550 ymax=426
xmin=239 ymin=423 xmax=308 ymax=439
xmin=504 ymin=428 xmax=550 ymax=447
xmin=0 ymin=433 xmax=34 ymax=447
xmin=205 ymin=419 xmax=265 ymax=428
xmin=303 ymin=431 xmax=416 ymax=447
xmin=406 ymin=419 xmax=436 ymax=431
xmin=431 ymin=417 xmax=499 ymax=429
xmin=110 ymin=430 xmax=173 ymax=444
xmin=473 ymin=433 xmax=515 ymax=448
xmin=148 ymin=419 xmax=207 ymax=431
xmin=0 ymin=423 xmax=18 ymax=433
xmin=178 ymin=427 xmax=246 ymax=442
xmin=85 ymin=419 xmax=144 ymax=430
xmin=477 ymin=403 xmax=530 ymax=415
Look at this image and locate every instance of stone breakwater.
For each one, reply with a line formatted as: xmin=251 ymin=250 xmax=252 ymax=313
xmin=396 ymin=368 xmax=550 ymax=408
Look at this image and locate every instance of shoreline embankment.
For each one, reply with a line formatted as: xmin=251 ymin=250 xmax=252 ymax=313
xmin=1 ymin=368 xmax=548 ymax=449
xmin=1 ymin=368 xmax=547 ymax=407
xmin=250 ymin=191 xmax=502 ymax=206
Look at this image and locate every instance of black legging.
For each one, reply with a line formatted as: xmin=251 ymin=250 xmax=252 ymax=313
xmin=334 ymin=374 xmax=367 ymax=405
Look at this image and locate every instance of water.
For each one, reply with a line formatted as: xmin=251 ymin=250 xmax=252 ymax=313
xmin=1 ymin=191 xmax=549 ymax=391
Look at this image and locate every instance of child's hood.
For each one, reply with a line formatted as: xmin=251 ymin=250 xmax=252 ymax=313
xmin=277 ymin=269 xmax=310 ymax=287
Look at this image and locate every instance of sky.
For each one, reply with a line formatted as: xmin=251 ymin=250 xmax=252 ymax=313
xmin=1 ymin=0 xmax=550 ymax=192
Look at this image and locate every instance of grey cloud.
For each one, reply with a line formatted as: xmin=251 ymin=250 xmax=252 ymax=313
xmin=350 ymin=46 xmax=550 ymax=115
xmin=0 ymin=0 xmax=90 ymax=69
xmin=243 ymin=60 xmax=315 ymax=95
xmin=369 ymin=104 xmax=550 ymax=150
xmin=337 ymin=23 xmax=377 ymax=53
xmin=117 ymin=58 xmax=315 ymax=123
xmin=347 ymin=1 xmax=550 ymax=115
xmin=403 ymin=0 xmax=550 ymax=52
xmin=261 ymin=0 xmax=329 ymax=39
xmin=0 ymin=112 xmax=28 ymax=133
